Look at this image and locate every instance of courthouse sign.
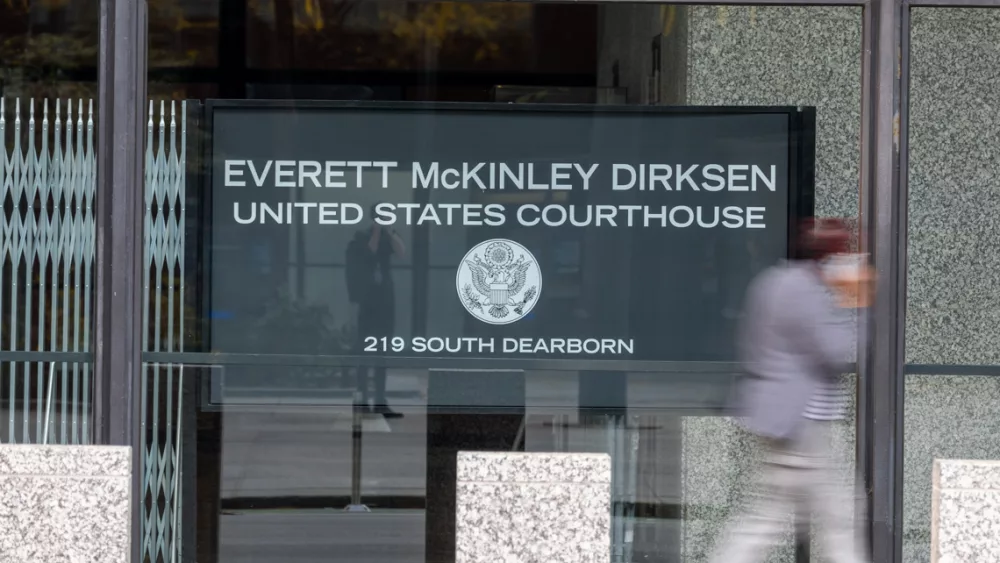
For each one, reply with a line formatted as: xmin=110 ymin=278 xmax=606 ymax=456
xmin=206 ymin=102 xmax=814 ymax=363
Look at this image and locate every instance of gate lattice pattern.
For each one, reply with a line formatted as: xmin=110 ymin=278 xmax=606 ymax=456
xmin=1 ymin=97 xmax=96 ymax=446
xmin=1 ymin=97 xmax=188 ymax=563
xmin=140 ymin=100 xmax=188 ymax=563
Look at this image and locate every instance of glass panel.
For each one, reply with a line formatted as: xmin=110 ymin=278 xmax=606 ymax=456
xmin=681 ymin=7 xmax=863 ymax=562
xmin=149 ymin=0 xmax=220 ymax=68
xmin=0 ymin=1 xmax=98 ymax=99
xmin=245 ymin=2 xmax=578 ymax=74
xmin=905 ymin=8 xmax=1000 ymax=563
xmin=0 ymin=1 xmax=98 ymax=444
xmin=903 ymin=375 xmax=1000 ymax=563
xmin=907 ymin=8 xmax=1000 ymax=366
xmin=142 ymin=3 xmax=864 ymax=562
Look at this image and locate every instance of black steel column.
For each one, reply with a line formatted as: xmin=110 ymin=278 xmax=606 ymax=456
xmin=95 ymin=1 xmax=147 ymax=562
xmin=861 ymin=0 xmax=906 ymax=562
xmin=218 ymin=0 xmax=247 ymax=99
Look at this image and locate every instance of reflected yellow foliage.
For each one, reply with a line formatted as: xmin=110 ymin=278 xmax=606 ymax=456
xmin=249 ymin=0 xmax=354 ymax=32
xmin=242 ymin=1 xmax=532 ymax=70
xmin=302 ymin=0 xmax=324 ymax=31
xmin=384 ymin=3 xmax=531 ymax=63
xmin=1 ymin=0 xmax=214 ymax=99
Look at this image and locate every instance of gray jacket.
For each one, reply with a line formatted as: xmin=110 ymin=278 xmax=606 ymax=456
xmin=730 ymin=261 xmax=860 ymax=440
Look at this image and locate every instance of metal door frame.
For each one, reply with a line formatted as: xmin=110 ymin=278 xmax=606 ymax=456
xmin=92 ymin=0 xmax=1000 ymax=561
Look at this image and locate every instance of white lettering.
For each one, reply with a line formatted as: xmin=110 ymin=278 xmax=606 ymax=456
xmin=728 ymin=165 xmax=749 ymax=191
xmin=373 ymin=161 xmax=397 ymax=188
xmin=676 ymin=165 xmax=699 ymax=190
xmin=500 ymin=163 xmax=524 ymax=190
xmin=527 ymin=163 xmax=549 ymax=190
xmin=441 ymin=168 xmax=460 ymax=190
xmin=413 ymin=162 xmax=439 ymax=189
xmin=670 ymin=206 xmax=695 ymax=228
xmin=274 ymin=160 xmax=295 ymax=188
xmin=233 ymin=201 xmax=254 ymax=224
xmin=225 ymin=160 xmax=246 ymax=187
xmin=752 ymin=165 xmax=776 ymax=192
xmin=518 ymin=204 xmax=540 ymax=227
xmin=347 ymin=161 xmax=371 ymax=188
xmin=484 ymin=204 xmax=506 ymax=226
xmin=613 ymin=164 xmax=636 ymax=190
xmin=247 ymin=160 xmax=272 ymax=187
xmin=649 ymin=164 xmax=672 ymax=190
xmin=702 ymin=164 xmax=725 ymax=191
xmin=551 ymin=163 xmax=572 ymax=190
xmin=575 ymin=163 xmax=599 ymax=191
xmin=722 ymin=206 xmax=745 ymax=228
xmin=299 ymin=161 xmax=321 ymax=188
xmin=325 ymin=161 xmax=346 ymax=188
xmin=463 ymin=162 xmax=486 ymax=190
xmin=746 ymin=206 xmax=767 ymax=228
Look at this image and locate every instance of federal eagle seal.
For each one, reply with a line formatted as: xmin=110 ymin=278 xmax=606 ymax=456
xmin=456 ymin=239 xmax=541 ymax=325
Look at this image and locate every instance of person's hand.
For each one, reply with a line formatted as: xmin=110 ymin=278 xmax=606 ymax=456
xmin=822 ymin=254 xmax=874 ymax=308
xmin=855 ymin=265 xmax=875 ymax=308
xmin=826 ymin=263 xmax=875 ymax=308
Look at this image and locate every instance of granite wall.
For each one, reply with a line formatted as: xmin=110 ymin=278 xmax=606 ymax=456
xmin=0 ymin=445 xmax=131 ymax=563
xmin=595 ymin=6 xmax=1000 ymax=563
xmin=907 ymin=9 xmax=1000 ymax=368
xmin=455 ymin=451 xmax=611 ymax=563
xmin=931 ymin=459 xmax=1000 ymax=563
xmin=679 ymin=7 xmax=863 ymax=563
xmin=682 ymin=376 xmax=859 ymax=563
xmin=686 ymin=6 xmax=863 ymax=218
xmin=608 ymin=7 xmax=1000 ymax=563
xmin=904 ymin=9 xmax=1000 ymax=563
xmin=906 ymin=380 xmax=1000 ymax=563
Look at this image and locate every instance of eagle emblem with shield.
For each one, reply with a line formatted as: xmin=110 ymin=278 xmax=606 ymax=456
xmin=456 ymin=239 xmax=541 ymax=325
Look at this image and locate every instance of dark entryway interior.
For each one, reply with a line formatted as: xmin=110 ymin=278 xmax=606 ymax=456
xmin=136 ymin=2 xmax=698 ymax=562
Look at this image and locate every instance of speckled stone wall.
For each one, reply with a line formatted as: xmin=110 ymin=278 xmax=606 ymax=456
xmin=686 ymin=6 xmax=863 ymax=218
xmin=680 ymin=7 xmax=863 ymax=563
xmin=905 ymin=377 xmax=1000 ymax=563
xmin=683 ymin=377 xmax=859 ymax=563
xmin=907 ymin=9 xmax=1000 ymax=367
xmin=904 ymin=9 xmax=1000 ymax=563
xmin=455 ymin=451 xmax=610 ymax=563
xmin=931 ymin=459 xmax=1000 ymax=563
xmin=0 ymin=445 xmax=131 ymax=563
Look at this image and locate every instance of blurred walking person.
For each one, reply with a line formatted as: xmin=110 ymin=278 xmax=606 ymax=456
xmin=709 ymin=218 xmax=872 ymax=563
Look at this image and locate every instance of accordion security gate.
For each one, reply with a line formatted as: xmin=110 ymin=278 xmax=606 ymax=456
xmin=1 ymin=97 xmax=96 ymax=447
xmin=140 ymin=100 xmax=188 ymax=563
xmin=0 ymin=96 xmax=187 ymax=563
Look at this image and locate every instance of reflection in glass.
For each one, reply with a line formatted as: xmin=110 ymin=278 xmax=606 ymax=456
xmin=138 ymin=4 xmax=863 ymax=563
xmin=148 ymin=0 xmax=219 ymax=68
xmin=0 ymin=0 xmax=98 ymax=98
xmin=905 ymin=9 xmax=1000 ymax=563
xmin=247 ymin=1 xmax=547 ymax=73
xmin=1 ymin=0 xmax=99 ymax=446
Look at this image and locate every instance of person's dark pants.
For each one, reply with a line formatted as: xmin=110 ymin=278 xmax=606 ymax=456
xmin=355 ymin=287 xmax=395 ymax=406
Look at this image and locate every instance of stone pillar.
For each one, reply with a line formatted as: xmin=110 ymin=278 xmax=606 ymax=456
xmin=0 ymin=445 xmax=130 ymax=562
xmin=426 ymin=370 xmax=526 ymax=563
xmin=455 ymin=452 xmax=611 ymax=563
xmin=932 ymin=459 xmax=1000 ymax=563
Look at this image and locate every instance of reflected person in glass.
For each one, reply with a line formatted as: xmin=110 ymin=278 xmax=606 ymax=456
xmin=709 ymin=218 xmax=872 ymax=563
xmin=346 ymin=204 xmax=405 ymax=418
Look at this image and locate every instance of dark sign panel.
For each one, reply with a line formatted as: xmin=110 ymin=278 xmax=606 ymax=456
xmin=206 ymin=102 xmax=813 ymax=365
